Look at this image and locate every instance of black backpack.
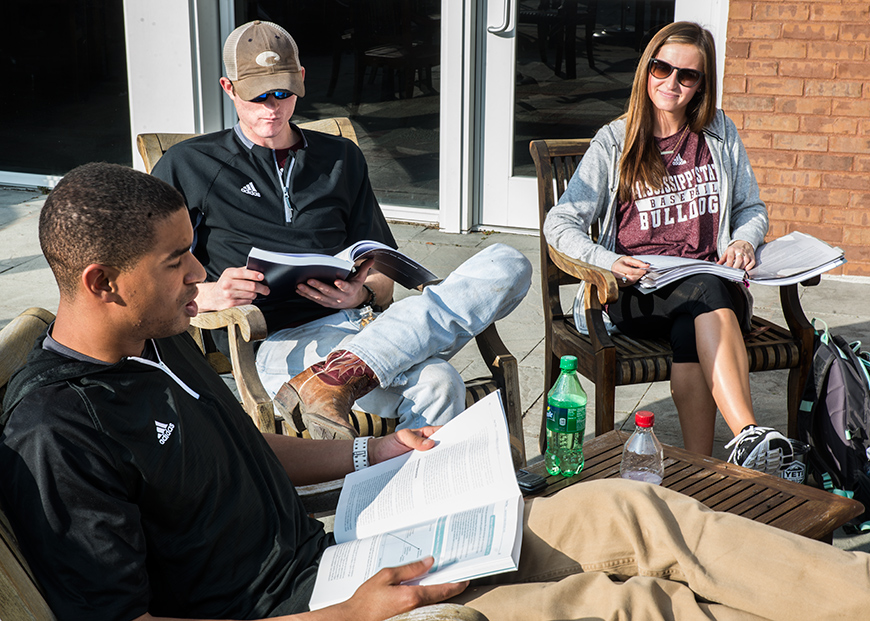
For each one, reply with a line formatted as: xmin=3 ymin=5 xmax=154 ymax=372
xmin=797 ymin=320 xmax=870 ymax=530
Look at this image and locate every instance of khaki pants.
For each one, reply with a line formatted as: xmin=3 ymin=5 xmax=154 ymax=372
xmin=452 ymin=479 xmax=867 ymax=620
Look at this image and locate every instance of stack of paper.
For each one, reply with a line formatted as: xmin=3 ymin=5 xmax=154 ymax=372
xmin=636 ymin=255 xmax=744 ymax=291
xmin=634 ymin=231 xmax=846 ymax=293
xmin=748 ymin=231 xmax=846 ymax=285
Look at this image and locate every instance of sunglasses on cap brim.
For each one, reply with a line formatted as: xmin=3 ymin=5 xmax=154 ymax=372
xmin=248 ymin=90 xmax=295 ymax=103
xmin=648 ymin=59 xmax=704 ymax=88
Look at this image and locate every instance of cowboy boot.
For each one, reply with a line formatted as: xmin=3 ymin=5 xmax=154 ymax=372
xmin=273 ymin=350 xmax=380 ymax=440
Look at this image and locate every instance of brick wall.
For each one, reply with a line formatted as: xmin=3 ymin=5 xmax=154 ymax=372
xmin=722 ymin=0 xmax=870 ymax=277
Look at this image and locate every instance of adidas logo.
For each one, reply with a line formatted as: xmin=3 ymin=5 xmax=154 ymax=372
xmin=155 ymin=420 xmax=176 ymax=445
xmin=672 ymin=153 xmax=687 ymax=166
xmin=240 ymin=182 xmax=261 ymax=197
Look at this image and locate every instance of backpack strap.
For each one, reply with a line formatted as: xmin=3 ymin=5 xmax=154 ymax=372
xmin=847 ymin=340 xmax=870 ymax=389
xmin=821 ymin=471 xmax=855 ymax=499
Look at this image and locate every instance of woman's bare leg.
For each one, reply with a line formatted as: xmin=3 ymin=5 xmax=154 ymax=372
xmin=670 ymin=362 xmax=717 ymax=454
xmin=694 ymin=308 xmax=756 ymax=435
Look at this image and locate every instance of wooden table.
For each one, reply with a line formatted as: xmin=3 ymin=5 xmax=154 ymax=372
xmin=525 ymin=430 xmax=864 ymax=542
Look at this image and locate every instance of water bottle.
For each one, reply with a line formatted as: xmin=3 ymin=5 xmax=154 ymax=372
xmin=544 ymin=355 xmax=587 ymax=477
xmin=620 ymin=411 xmax=665 ymax=485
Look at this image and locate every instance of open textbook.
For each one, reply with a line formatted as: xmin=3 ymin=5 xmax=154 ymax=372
xmin=308 ymin=391 xmax=523 ymax=611
xmin=246 ymin=240 xmax=438 ymax=298
xmin=635 ymin=231 xmax=846 ymax=292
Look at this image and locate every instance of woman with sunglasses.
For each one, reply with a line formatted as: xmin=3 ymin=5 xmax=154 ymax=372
xmin=544 ymin=21 xmax=791 ymax=472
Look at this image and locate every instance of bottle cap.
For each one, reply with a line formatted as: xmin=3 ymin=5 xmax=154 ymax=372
xmin=559 ymin=355 xmax=578 ymax=371
xmin=635 ymin=411 xmax=654 ymax=427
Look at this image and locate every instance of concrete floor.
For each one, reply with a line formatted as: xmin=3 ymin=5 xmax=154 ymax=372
xmin=3 ymin=185 xmax=870 ymax=551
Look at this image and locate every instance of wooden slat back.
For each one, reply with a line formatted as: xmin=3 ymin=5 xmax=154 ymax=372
xmin=529 ymin=139 xmax=592 ymax=331
xmin=136 ymin=117 xmax=360 ymax=174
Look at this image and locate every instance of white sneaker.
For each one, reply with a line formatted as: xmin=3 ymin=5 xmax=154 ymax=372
xmin=725 ymin=426 xmax=793 ymax=475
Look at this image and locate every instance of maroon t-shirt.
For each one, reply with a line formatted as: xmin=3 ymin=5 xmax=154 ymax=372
xmin=616 ymin=128 xmax=719 ymax=260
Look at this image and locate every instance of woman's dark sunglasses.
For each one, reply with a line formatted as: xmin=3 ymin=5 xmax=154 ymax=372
xmin=248 ymin=90 xmax=295 ymax=103
xmin=648 ymin=58 xmax=704 ymax=88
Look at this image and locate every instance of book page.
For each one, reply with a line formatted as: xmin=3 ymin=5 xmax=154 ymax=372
xmin=308 ymin=496 xmax=523 ymax=610
xmin=336 ymin=241 xmax=438 ymax=289
xmin=333 ymin=391 xmax=519 ymax=543
xmin=338 ymin=239 xmax=396 ymax=257
xmin=748 ymin=232 xmax=845 ymax=282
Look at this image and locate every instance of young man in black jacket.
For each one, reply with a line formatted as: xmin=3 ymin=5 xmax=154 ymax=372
xmin=152 ymin=20 xmax=532 ymax=440
xmin=0 ymin=162 xmax=461 ymax=620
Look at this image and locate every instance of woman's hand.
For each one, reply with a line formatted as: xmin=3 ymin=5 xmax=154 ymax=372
xmin=611 ymin=256 xmax=650 ymax=287
xmin=719 ymin=241 xmax=756 ymax=270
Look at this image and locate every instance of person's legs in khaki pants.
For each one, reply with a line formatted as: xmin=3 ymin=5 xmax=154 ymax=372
xmin=451 ymin=479 xmax=869 ymax=620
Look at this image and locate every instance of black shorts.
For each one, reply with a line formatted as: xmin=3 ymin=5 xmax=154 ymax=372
xmin=607 ymin=274 xmax=748 ymax=364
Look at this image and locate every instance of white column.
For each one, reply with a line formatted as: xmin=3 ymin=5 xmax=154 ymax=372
xmin=123 ymin=0 xmax=225 ymax=171
xmin=675 ymin=0 xmax=730 ymax=107
xmin=438 ymin=0 xmax=476 ymax=233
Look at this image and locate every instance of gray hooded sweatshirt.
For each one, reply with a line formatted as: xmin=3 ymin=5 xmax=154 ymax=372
xmin=543 ymin=109 xmax=769 ymax=332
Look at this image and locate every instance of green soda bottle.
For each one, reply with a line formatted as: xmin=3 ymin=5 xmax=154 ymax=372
xmin=544 ymin=355 xmax=587 ymax=477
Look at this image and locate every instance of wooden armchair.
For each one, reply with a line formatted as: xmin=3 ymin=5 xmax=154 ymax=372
xmin=529 ymin=138 xmax=817 ymax=453
xmin=0 ymin=308 xmax=56 ymax=620
xmin=0 ymin=308 xmax=488 ymax=621
xmin=137 ymin=118 xmax=526 ymax=471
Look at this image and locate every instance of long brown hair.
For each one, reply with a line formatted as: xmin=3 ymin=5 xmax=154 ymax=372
xmin=618 ymin=22 xmax=718 ymax=202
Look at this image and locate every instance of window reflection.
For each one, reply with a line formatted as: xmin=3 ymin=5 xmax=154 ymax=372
xmin=238 ymin=1 xmax=441 ymax=209
xmin=1 ymin=0 xmax=131 ymax=176
xmin=514 ymin=0 xmax=675 ymax=176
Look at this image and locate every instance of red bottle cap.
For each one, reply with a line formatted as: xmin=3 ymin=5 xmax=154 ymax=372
xmin=634 ymin=411 xmax=654 ymax=427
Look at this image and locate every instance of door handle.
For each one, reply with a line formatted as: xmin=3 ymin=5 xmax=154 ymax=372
xmin=487 ymin=0 xmax=514 ymax=35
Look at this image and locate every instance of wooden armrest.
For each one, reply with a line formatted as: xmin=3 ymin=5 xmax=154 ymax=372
xmin=547 ymin=246 xmax=619 ymax=306
xmin=190 ymin=306 xmax=277 ymax=433
xmin=474 ymin=324 xmax=513 ymax=375
xmin=190 ymin=305 xmax=268 ymax=342
xmin=387 ymin=603 xmax=489 ymax=621
xmin=297 ymin=479 xmax=344 ymax=517
xmin=136 ymin=134 xmax=163 ymax=173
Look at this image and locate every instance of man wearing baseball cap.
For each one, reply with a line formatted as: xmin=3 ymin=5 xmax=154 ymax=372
xmin=152 ymin=20 xmax=531 ymax=441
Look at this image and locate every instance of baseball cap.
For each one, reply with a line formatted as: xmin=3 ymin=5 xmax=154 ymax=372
xmin=223 ymin=20 xmax=305 ymax=100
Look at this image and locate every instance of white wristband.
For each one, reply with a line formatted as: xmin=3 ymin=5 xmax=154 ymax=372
xmin=353 ymin=436 xmax=372 ymax=471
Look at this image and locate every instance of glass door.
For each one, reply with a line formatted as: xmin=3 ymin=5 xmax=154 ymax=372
xmin=0 ymin=0 xmax=131 ymax=187
xmin=232 ymin=0 xmax=442 ymax=214
xmin=477 ymin=0 xmax=676 ymax=230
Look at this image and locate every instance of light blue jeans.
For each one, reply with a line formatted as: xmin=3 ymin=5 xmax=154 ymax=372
xmin=255 ymin=243 xmax=532 ymax=429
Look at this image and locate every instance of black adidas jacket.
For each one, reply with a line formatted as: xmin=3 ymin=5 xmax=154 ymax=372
xmin=0 ymin=332 xmax=331 ymax=620
xmin=152 ymin=124 xmax=397 ymax=331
